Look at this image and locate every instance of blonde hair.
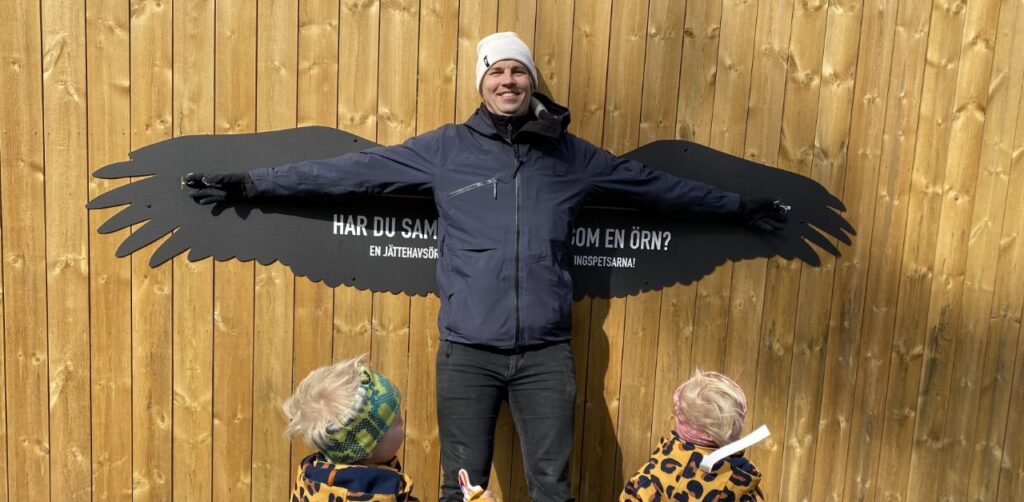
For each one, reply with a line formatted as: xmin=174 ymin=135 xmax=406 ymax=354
xmin=283 ymin=354 xmax=367 ymax=448
xmin=672 ymin=369 xmax=748 ymax=446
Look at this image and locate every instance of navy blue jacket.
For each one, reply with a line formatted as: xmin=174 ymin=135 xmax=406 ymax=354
xmin=249 ymin=95 xmax=741 ymax=349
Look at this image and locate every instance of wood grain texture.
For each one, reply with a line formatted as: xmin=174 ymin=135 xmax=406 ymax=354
xmin=252 ymin=1 xmax=299 ymax=498
xmin=5 ymin=3 xmax=1024 ymax=500
xmin=88 ymin=0 xmax=133 ymax=499
xmin=959 ymin=6 xmax=1024 ymax=496
xmin=877 ymin=0 xmax=970 ymax=498
xmin=1 ymin=1 xmax=50 ymax=501
xmin=772 ymin=2 xmax=828 ymax=499
xmin=42 ymin=1 xmax=92 ymax=497
xmin=211 ymin=1 xmax=257 ymax=500
xmin=738 ymin=0 xmax=795 ymax=496
xmin=130 ymin=1 xmax=175 ymax=500
xmin=171 ymin=1 xmax=216 ymax=500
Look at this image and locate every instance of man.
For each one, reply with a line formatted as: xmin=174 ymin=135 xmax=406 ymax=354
xmin=187 ymin=32 xmax=787 ymax=501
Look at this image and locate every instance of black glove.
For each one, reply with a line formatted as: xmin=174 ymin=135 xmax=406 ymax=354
xmin=738 ymin=196 xmax=790 ymax=232
xmin=184 ymin=172 xmax=256 ymax=205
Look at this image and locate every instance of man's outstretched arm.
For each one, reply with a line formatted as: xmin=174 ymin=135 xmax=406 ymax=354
xmin=582 ymin=139 xmax=788 ymax=231
xmin=185 ymin=130 xmax=443 ymax=204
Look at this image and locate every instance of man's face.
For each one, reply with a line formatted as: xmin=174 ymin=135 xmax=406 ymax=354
xmin=481 ymin=59 xmax=534 ymax=116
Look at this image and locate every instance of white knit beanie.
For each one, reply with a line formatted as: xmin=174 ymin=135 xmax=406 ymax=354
xmin=475 ymin=32 xmax=538 ymax=93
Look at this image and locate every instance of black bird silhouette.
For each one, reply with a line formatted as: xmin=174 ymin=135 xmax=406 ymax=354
xmin=87 ymin=126 xmax=853 ymax=299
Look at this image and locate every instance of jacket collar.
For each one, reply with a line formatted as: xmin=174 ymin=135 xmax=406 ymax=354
xmin=464 ymin=92 xmax=570 ymax=142
xmin=295 ymin=453 xmax=415 ymax=500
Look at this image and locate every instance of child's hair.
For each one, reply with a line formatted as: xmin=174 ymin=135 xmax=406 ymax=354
xmin=283 ymin=354 xmax=367 ymax=448
xmin=672 ymin=369 xmax=748 ymax=447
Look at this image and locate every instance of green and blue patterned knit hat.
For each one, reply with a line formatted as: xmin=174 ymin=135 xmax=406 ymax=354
xmin=314 ymin=365 xmax=401 ymax=464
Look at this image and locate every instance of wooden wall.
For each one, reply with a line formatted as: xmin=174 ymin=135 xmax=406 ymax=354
xmin=1 ymin=0 xmax=1023 ymax=500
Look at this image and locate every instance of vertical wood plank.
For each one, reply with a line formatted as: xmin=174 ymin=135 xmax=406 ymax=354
xmin=802 ymin=1 xmax=868 ymax=499
xmin=577 ymin=298 xmax=625 ymax=502
xmin=211 ymin=263 xmax=255 ymax=502
xmin=497 ymin=0 xmax=537 ymax=46
xmin=675 ymin=0 xmax=722 ymax=144
xmin=982 ymin=15 xmax=1024 ymax=498
xmin=724 ymin=0 xmax=795 ymax=412
xmin=406 ymin=294 xmax=442 ymax=501
xmin=876 ymin=0 xmax=970 ymax=495
xmin=253 ymin=258 xmax=295 ymax=501
xmin=42 ymin=0 xmax=92 ymax=498
xmin=405 ymin=2 xmax=458 ymax=498
xmin=695 ymin=0 xmax=758 ymax=373
xmin=614 ymin=294 xmax=660 ymax=491
xmin=328 ymin=288 xmax=375 ymax=471
xmin=171 ymin=0 xmax=216 ymax=500
xmin=0 ymin=1 xmax=49 ymax=500
xmin=373 ymin=0 xmax=419 ymax=481
xmin=602 ymin=1 xmax=658 ymax=493
xmin=533 ymin=0 xmax=574 ymax=102
xmin=417 ymin=0 xmax=459 ymax=136
xmin=289 ymin=0 xmax=335 ymax=475
xmin=638 ymin=0 xmax=686 ymax=146
xmin=737 ymin=0 xmax=795 ymax=495
xmin=638 ymin=0 xmax=689 ymax=461
xmin=378 ymin=0 xmax=419 ymax=149
xmin=601 ymin=0 xmax=649 ymax=156
xmin=252 ymin=0 xmax=299 ymax=498
xmin=938 ymin=0 xmax=1022 ymax=499
xmin=331 ymin=0 xmax=379 ymax=468
xmin=845 ymin=0 xmax=931 ymax=498
xmin=0 ymin=261 xmax=5 ymax=501
xmin=838 ymin=0 xmax=929 ymax=496
xmin=567 ymin=0 xmax=612 ymax=142
xmin=130 ymin=0 xmax=175 ymax=500
xmin=338 ymin=0 xmax=379 ymax=140
xmin=455 ymin=0 xmax=497 ymax=122
xmin=333 ymin=0 xmax=379 ymax=368
xmin=212 ymin=1 xmax=257 ymax=500
xmin=567 ymin=299 xmax=592 ymax=498
xmin=172 ymin=257 xmax=215 ymax=502
xmin=878 ymin=0 xmax=969 ymax=496
xmin=771 ymin=1 xmax=829 ymax=499
xmin=369 ymin=291 xmax=411 ymax=457
xmin=908 ymin=0 xmax=1002 ymax=496
xmin=333 ymin=287 xmax=374 ymax=362
xmin=674 ymin=0 xmax=722 ymax=376
xmin=907 ymin=0 xmax=1002 ymax=496
xmin=567 ymin=2 xmax=616 ymax=500
xmin=996 ymin=329 xmax=1024 ymax=500
xmin=807 ymin=0 xmax=898 ymax=498
xmin=992 ymin=96 xmax=1024 ymax=496
xmin=87 ymin=0 xmax=133 ymax=499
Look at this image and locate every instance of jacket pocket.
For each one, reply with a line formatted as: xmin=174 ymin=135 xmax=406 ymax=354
xmin=448 ymin=177 xmax=501 ymax=199
xmin=441 ymin=247 xmax=513 ymax=337
xmin=520 ymin=254 xmax=573 ymax=332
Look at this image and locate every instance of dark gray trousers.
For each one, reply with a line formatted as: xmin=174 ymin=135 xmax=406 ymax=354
xmin=436 ymin=340 xmax=576 ymax=502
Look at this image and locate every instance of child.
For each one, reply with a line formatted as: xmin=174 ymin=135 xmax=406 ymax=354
xmin=620 ymin=370 xmax=765 ymax=501
xmin=283 ymin=355 xmax=416 ymax=501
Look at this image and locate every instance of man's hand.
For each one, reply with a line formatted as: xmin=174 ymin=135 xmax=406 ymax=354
xmin=739 ymin=196 xmax=790 ymax=232
xmin=184 ymin=172 xmax=255 ymax=205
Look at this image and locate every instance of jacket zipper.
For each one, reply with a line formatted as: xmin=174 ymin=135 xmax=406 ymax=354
xmin=508 ymin=122 xmax=522 ymax=351
xmin=447 ymin=177 xmax=500 ymax=198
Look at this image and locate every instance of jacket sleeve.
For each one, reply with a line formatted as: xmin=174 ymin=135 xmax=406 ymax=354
xmin=581 ymin=137 xmax=742 ymax=215
xmin=247 ymin=130 xmax=441 ymax=198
